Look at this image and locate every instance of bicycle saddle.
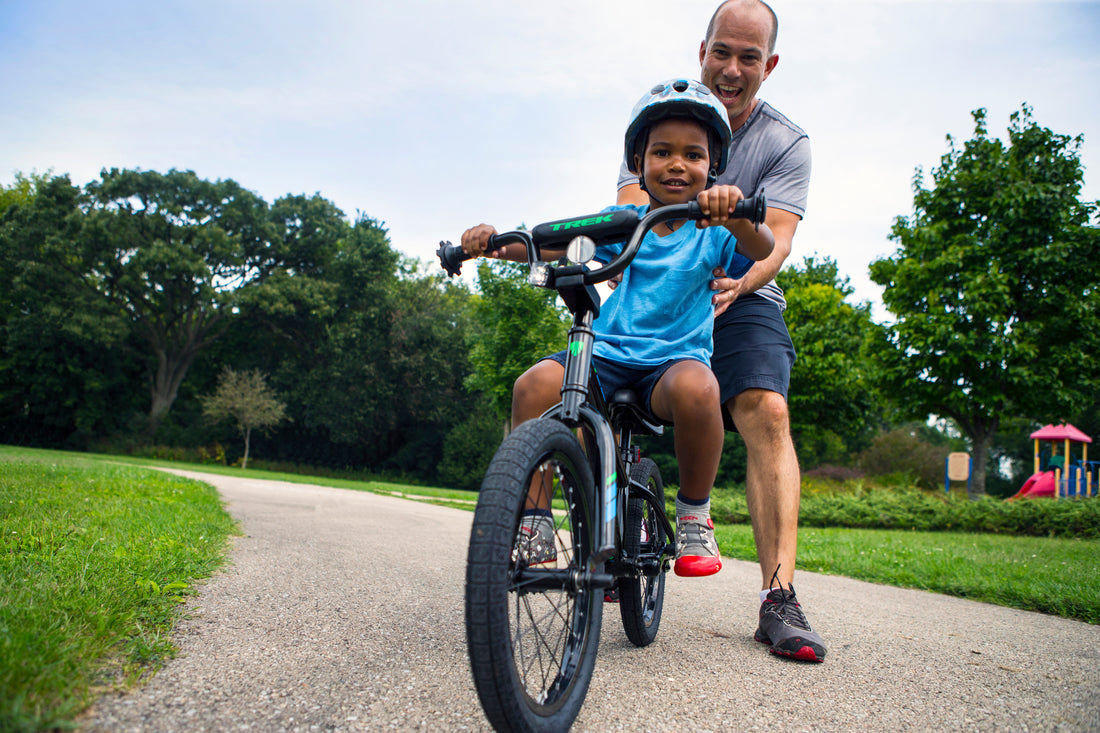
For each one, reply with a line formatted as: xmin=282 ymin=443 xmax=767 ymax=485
xmin=607 ymin=389 xmax=666 ymax=436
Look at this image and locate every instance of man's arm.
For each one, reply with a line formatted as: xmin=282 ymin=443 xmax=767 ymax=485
xmin=711 ymin=206 xmax=799 ymax=315
xmin=616 ymin=183 xmax=648 ymax=206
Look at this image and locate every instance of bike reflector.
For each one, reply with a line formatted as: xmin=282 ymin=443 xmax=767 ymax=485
xmin=532 ymin=209 xmax=640 ymax=250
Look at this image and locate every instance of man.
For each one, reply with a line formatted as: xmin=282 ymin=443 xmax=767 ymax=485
xmin=616 ymin=0 xmax=825 ymax=662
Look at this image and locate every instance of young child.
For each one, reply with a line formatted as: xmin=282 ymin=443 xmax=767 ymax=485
xmin=461 ymin=79 xmax=774 ymax=576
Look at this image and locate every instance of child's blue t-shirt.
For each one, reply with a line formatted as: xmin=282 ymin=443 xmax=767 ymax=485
xmin=593 ymin=204 xmax=753 ymax=368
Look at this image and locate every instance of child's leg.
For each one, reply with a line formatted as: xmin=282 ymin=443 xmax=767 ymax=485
xmin=512 ymin=359 xmax=564 ymax=428
xmin=649 ymin=360 xmax=724 ymax=501
xmin=512 ymin=359 xmax=565 ymax=518
xmin=649 ymin=360 xmax=724 ymax=577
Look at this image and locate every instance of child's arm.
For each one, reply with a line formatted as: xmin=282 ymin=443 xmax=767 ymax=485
xmin=460 ymin=224 xmax=527 ymax=262
xmin=696 ymin=185 xmax=775 ymax=261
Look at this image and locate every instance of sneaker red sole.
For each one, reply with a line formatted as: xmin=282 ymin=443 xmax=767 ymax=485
xmin=770 ymin=645 xmax=824 ymax=663
xmin=673 ymin=556 xmax=722 ymax=577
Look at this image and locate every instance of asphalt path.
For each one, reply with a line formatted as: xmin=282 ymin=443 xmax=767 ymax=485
xmin=82 ymin=470 xmax=1100 ymax=732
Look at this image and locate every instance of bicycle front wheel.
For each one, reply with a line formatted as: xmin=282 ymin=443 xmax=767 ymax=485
xmin=465 ymin=419 xmax=602 ymax=733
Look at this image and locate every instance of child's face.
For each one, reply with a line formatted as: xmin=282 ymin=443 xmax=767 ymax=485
xmin=634 ymin=118 xmax=711 ymax=206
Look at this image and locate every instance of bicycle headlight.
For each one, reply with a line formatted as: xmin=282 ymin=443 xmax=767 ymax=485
xmin=528 ymin=261 xmax=552 ymax=288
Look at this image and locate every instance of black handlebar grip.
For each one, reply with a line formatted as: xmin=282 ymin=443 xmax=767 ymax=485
xmin=437 ymin=236 xmax=506 ymax=277
xmin=685 ymin=192 xmax=767 ymax=227
xmin=436 ymin=241 xmax=467 ymax=278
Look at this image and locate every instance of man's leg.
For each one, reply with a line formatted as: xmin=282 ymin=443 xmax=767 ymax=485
xmin=728 ymin=387 xmax=800 ymax=589
xmin=729 ymin=387 xmax=825 ymax=662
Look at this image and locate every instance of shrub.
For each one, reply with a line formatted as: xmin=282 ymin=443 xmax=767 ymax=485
xmin=858 ymin=429 xmax=950 ymax=489
xmin=700 ymin=477 xmax=1100 ymax=539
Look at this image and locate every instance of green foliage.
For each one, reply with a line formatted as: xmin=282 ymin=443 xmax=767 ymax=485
xmin=0 ymin=174 xmax=147 ymax=445
xmin=0 ymin=447 xmax=237 ymax=732
xmin=778 ymin=256 xmax=888 ymax=466
xmin=437 ymin=399 xmax=504 ymax=491
xmin=856 ymin=426 xmax=952 ymax=489
xmin=465 ymin=260 xmax=569 ymax=419
xmin=869 ymin=106 xmax=1100 ymax=495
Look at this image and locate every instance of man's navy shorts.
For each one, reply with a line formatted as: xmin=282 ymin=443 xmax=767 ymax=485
xmin=712 ymin=293 xmax=796 ymax=431
xmin=541 ymin=351 xmax=696 ymax=418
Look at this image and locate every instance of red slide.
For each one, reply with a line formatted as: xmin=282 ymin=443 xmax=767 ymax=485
xmin=1009 ymin=471 xmax=1056 ymax=500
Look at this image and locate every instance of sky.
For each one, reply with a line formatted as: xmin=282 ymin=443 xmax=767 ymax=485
xmin=2 ymin=0 xmax=1098 ymax=319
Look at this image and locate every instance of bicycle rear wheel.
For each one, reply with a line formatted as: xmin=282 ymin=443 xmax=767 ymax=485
xmin=465 ymin=419 xmax=602 ymax=733
xmin=618 ymin=457 xmax=667 ymax=647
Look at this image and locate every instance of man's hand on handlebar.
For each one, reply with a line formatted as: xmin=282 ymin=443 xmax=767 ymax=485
xmin=461 ymin=224 xmax=502 ymax=259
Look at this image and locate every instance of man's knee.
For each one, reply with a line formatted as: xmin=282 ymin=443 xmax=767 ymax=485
xmin=730 ymin=388 xmax=789 ymax=435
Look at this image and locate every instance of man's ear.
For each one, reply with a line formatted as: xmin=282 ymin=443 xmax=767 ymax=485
xmin=763 ymin=53 xmax=779 ymax=80
xmin=699 ymin=38 xmax=707 ymax=66
xmin=633 ymin=153 xmax=644 ymax=176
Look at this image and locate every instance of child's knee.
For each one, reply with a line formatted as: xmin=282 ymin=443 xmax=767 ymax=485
xmin=512 ymin=361 xmax=563 ymax=422
xmin=660 ymin=362 xmax=720 ymax=417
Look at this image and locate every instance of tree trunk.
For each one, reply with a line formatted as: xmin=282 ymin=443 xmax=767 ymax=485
xmin=147 ymin=345 xmax=200 ymax=435
xmin=242 ymin=426 xmax=251 ymax=470
xmin=143 ymin=310 xmax=220 ymax=435
xmin=959 ymin=417 xmax=999 ymax=499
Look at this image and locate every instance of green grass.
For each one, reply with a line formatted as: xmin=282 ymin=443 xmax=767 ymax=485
xmin=0 ymin=447 xmax=238 ymax=733
xmin=716 ymin=523 xmax=1100 ymax=623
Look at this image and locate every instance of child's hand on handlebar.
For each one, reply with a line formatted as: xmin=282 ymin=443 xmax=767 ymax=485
xmin=461 ymin=224 xmax=501 ymax=258
xmin=695 ymin=184 xmax=745 ymax=229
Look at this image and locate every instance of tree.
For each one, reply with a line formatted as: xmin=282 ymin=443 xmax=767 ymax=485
xmin=0 ymin=174 xmax=145 ymax=445
xmin=202 ymin=368 xmax=286 ymax=469
xmin=869 ymin=106 xmax=1100 ymax=496
xmin=778 ymin=256 xmax=887 ymax=467
xmin=465 ymin=260 xmax=569 ymax=423
xmin=76 ymin=168 xmax=283 ymax=433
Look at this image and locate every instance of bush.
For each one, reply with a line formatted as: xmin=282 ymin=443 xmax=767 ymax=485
xmin=858 ymin=429 xmax=950 ymax=489
xmin=437 ymin=400 xmax=504 ymax=491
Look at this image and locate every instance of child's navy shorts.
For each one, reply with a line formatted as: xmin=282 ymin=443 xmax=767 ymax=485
xmin=540 ymin=351 xmax=697 ymax=419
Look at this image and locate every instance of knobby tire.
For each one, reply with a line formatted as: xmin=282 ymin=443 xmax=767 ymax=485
xmin=465 ymin=419 xmax=602 ymax=733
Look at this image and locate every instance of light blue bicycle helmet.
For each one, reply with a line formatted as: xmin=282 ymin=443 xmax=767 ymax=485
xmin=624 ymin=78 xmax=732 ymax=177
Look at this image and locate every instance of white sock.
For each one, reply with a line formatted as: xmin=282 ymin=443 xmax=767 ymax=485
xmin=759 ymin=589 xmax=770 ymax=604
xmin=675 ymin=496 xmax=710 ymax=522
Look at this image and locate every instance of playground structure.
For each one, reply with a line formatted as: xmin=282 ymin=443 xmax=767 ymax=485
xmin=1010 ymin=423 xmax=1096 ymax=500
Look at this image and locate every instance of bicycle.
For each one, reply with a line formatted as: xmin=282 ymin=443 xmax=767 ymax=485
xmin=437 ymin=193 xmax=766 ymax=733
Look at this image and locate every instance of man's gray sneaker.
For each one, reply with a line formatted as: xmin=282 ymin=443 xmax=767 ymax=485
xmin=754 ymin=567 xmax=826 ymax=662
xmin=514 ymin=514 xmax=556 ymax=566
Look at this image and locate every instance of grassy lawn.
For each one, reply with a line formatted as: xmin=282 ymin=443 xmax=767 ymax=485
xmin=3 ymin=444 xmax=1098 ymax=731
xmin=0 ymin=447 xmax=238 ymax=733
xmin=717 ymin=523 xmax=1100 ymax=624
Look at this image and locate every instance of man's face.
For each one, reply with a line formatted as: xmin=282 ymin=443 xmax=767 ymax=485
xmin=699 ymin=2 xmax=778 ymax=131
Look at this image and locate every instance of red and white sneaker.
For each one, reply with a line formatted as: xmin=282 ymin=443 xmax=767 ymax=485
xmin=514 ymin=515 xmax=557 ymax=567
xmin=673 ymin=515 xmax=721 ymax=577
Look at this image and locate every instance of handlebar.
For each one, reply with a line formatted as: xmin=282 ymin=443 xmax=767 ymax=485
xmin=437 ymin=192 xmax=766 ymax=280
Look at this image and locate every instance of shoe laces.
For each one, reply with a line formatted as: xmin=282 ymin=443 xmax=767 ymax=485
xmin=766 ymin=564 xmax=811 ymax=631
xmin=676 ymin=517 xmax=716 ymax=555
